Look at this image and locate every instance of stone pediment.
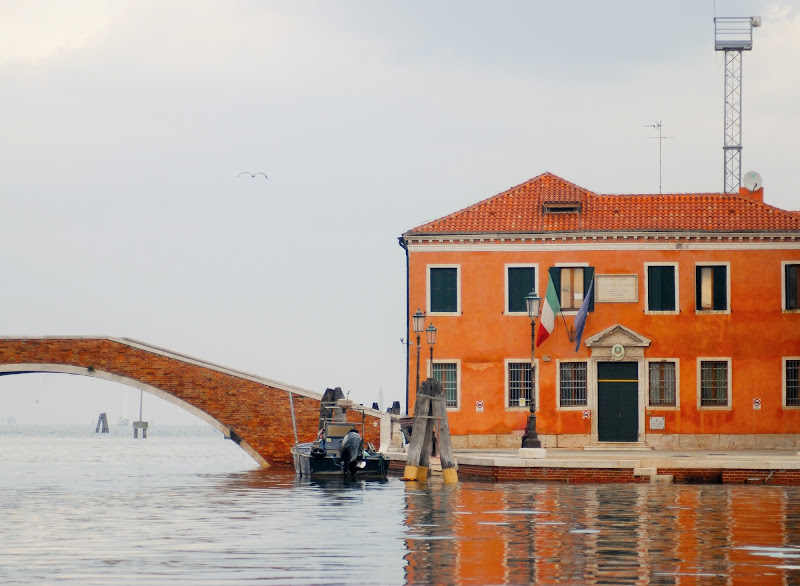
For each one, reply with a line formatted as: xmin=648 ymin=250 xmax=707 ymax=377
xmin=584 ymin=324 xmax=651 ymax=348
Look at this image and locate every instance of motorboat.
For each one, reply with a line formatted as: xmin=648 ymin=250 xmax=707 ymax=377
xmin=291 ymin=388 xmax=388 ymax=478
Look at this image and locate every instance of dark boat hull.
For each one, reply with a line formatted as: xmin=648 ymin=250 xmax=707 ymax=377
xmin=291 ymin=443 xmax=389 ymax=478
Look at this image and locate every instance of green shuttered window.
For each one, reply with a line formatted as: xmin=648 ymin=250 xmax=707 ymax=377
xmin=786 ymin=264 xmax=800 ymax=310
xmin=429 ymin=268 xmax=458 ymax=313
xmin=508 ymin=267 xmax=536 ymax=313
xmin=648 ymin=266 xmax=676 ymax=311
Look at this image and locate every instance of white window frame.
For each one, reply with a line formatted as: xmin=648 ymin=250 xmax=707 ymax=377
xmin=645 ymin=358 xmax=680 ymax=409
xmin=644 ymin=262 xmax=680 ymax=315
xmin=694 ymin=261 xmax=731 ymax=315
xmin=429 ymin=358 xmax=461 ymax=411
xmin=781 ymin=261 xmax=800 ymax=313
xmin=554 ymin=262 xmax=589 ymax=314
xmin=697 ymin=358 xmax=732 ymax=410
xmin=783 ymin=357 xmax=800 ymax=409
xmin=556 ymin=359 xmax=588 ymax=410
xmin=504 ymin=358 xmax=540 ymax=411
xmin=426 ymin=264 xmax=461 ymax=316
xmin=504 ymin=263 xmax=539 ymax=315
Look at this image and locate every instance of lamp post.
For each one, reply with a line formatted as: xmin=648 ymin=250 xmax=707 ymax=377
xmin=413 ymin=309 xmax=425 ymax=392
xmin=425 ymin=323 xmax=437 ymax=379
xmin=521 ymin=289 xmax=542 ymax=449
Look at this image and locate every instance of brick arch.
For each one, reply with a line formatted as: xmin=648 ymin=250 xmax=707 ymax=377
xmin=0 ymin=337 xmax=387 ymax=467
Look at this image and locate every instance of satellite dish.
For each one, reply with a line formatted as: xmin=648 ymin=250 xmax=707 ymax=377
xmin=743 ymin=171 xmax=762 ymax=192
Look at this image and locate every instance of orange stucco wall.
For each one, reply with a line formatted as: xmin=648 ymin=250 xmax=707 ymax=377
xmin=406 ymin=241 xmax=800 ymax=440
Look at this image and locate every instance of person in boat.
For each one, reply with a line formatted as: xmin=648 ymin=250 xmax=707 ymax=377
xmin=316 ymin=427 xmax=325 ymax=449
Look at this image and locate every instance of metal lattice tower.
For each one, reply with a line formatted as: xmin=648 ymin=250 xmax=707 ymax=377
xmin=714 ymin=16 xmax=760 ymax=193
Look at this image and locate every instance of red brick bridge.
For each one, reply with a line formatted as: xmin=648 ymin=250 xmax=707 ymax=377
xmin=0 ymin=337 xmax=388 ymax=467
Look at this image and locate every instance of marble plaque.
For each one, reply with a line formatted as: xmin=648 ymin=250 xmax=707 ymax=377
xmin=595 ymin=274 xmax=638 ymax=303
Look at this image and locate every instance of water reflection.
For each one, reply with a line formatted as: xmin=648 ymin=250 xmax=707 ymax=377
xmin=3 ymin=427 xmax=800 ymax=584
xmin=402 ymin=482 xmax=800 ymax=584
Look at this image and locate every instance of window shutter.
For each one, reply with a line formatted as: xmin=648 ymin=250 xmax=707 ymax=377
xmin=649 ymin=266 xmax=675 ymax=311
xmin=663 ymin=267 xmax=676 ymax=311
xmin=548 ymin=267 xmax=561 ymax=300
xmin=695 ymin=266 xmax=702 ymax=309
xmin=648 ymin=266 xmax=663 ymax=310
xmin=713 ymin=266 xmax=727 ymax=310
xmin=787 ymin=265 xmax=799 ymax=310
xmin=430 ymin=268 xmax=457 ymax=312
xmin=508 ymin=267 xmax=535 ymax=313
xmin=583 ymin=267 xmax=595 ymax=312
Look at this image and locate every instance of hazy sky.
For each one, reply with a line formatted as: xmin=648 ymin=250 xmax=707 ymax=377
xmin=1 ymin=1 xmax=798 ymax=424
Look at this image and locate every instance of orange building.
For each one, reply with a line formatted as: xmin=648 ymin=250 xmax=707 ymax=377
xmin=399 ymin=173 xmax=800 ymax=449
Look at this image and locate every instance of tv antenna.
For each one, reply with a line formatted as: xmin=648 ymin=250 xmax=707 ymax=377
xmin=645 ymin=121 xmax=672 ymax=194
xmin=714 ymin=16 xmax=761 ymax=193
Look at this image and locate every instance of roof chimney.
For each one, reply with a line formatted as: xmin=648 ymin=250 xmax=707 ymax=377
xmin=739 ymin=185 xmax=764 ymax=203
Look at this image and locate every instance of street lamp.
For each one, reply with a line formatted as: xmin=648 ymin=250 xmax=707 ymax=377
xmin=521 ymin=289 xmax=542 ymax=449
xmin=413 ymin=309 xmax=425 ymax=392
xmin=425 ymin=323 xmax=437 ymax=378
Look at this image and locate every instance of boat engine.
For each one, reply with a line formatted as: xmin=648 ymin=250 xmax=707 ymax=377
xmin=339 ymin=429 xmax=364 ymax=476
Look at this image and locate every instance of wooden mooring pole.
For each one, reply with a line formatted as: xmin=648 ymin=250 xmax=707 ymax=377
xmin=95 ymin=412 xmax=109 ymax=433
xmin=403 ymin=379 xmax=458 ymax=483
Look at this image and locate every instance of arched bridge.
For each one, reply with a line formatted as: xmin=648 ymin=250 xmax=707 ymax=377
xmin=0 ymin=337 xmax=389 ymax=467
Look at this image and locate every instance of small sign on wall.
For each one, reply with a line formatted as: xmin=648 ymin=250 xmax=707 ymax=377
xmin=475 ymin=400 xmax=484 ymax=413
xmin=649 ymin=416 xmax=665 ymax=430
xmin=582 ymin=410 xmax=591 ymax=419
xmin=753 ymin=398 xmax=762 ymax=410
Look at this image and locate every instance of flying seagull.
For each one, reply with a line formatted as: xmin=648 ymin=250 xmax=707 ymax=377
xmin=237 ymin=171 xmax=268 ymax=179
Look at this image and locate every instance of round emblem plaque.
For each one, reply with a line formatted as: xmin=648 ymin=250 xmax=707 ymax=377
xmin=611 ymin=344 xmax=625 ymax=360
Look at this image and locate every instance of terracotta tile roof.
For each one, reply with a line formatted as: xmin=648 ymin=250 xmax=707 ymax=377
xmin=405 ymin=172 xmax=800 ymax=235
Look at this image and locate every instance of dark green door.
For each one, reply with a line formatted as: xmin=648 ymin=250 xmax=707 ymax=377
xmin=597 ymin=362 xmax=638 ymax=442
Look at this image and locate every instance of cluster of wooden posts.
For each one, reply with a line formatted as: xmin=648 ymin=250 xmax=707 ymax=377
xmin=95 ymin=412 xmax=109 ymax=433
xmin=403 ymin=379 xmax=458 ymax=484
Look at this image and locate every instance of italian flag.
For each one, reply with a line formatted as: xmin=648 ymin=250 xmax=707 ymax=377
xmin=536 ymin=278 xmax=561 ymax=346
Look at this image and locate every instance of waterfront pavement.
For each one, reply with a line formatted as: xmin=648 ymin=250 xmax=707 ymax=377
xmin=450 ymin=447 xmax=800 ymax=470
xmin=384 ymin=446 xmax=800 ymax=483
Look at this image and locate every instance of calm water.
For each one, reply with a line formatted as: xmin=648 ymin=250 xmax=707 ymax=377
xmin=1 ymin=425 xmax=800 ymax=585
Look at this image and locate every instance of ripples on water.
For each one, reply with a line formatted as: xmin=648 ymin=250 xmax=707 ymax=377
xmin=1 ymin=425 xmax=799 ymax=584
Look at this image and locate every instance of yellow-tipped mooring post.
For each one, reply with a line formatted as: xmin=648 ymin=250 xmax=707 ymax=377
xmin=429 ymin=379 xmax=457 ymax=483
xmin=403 ymin=378 xmax=458 ymax=483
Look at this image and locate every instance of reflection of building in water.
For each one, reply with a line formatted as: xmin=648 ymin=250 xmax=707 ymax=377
xmin=402 ymin=483 xmax=800 ymax=583
xmin=403 ymin=485 xmax=459 ymax=584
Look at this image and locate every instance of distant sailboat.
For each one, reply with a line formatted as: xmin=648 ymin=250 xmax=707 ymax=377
xmin=117 ymin=390 xmax=131 ymax=426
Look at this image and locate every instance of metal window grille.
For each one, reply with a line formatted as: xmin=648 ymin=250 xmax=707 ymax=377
xmin=787 ymin=360 xmax=800 ymax=407
xmin=559 ymin=362 xmax=587 ymax=406
xmin=432 ymin=362 xmax=458 ymax=408
xmin=701 ymin=361 xmax=728 ymax=406
xmin=508 ymin=362 xmax=533 ymax=408
xmin=649 ymin=361 xmax=676 ymax=406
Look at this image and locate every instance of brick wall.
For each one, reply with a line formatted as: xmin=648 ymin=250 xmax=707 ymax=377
xmin=0 ymin=338 xmax=382 ymax=468
xmin=457 ymin=465 xmax=649 ymax=483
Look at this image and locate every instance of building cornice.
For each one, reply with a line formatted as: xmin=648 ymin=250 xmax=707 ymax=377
xmin=402 ymin=231 xmax=800 ymax=251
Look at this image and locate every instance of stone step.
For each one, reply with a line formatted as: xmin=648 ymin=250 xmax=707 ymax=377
xmin=584 ymin=442 xmax=653 ymax=451
xmin=633 ymin=467 xmax=657 ymax=477
xmin=651 ymin=474 xmax=674 ymax=484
